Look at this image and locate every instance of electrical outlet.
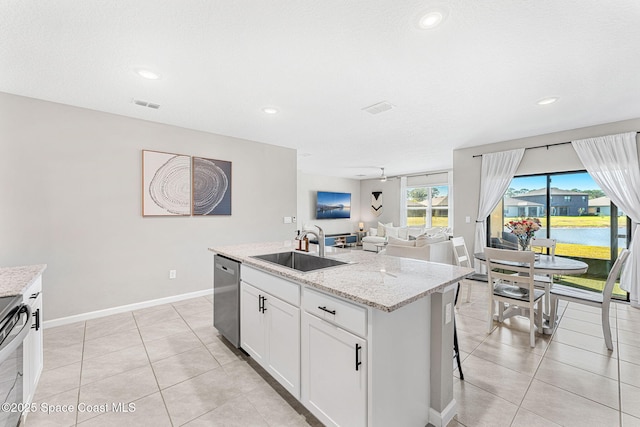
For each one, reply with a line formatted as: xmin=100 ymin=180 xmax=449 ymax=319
xmin=445 ymin=303 xmax=452 ymax=324
xmin=169 ymin=270 xmax=177 ymax=279
xmin=292 ymin=216 xmax=296 ymax=223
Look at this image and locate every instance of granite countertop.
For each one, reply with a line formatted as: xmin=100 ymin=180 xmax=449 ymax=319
xmin=0 ymin=264 xmax=47 ymax=298
xmin=209 ymin=242 xmax=473 ymax=312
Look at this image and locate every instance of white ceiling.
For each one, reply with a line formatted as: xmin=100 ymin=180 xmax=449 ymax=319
xmin=2 ymin=1 xmax=640 ymax=179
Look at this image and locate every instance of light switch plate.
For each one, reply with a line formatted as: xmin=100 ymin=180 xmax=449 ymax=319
xmin=284 ymin=216 xmax=292 ymax=224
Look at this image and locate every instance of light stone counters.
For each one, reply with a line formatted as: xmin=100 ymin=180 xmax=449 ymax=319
xmin=209 ymin=241 xmax=473 ymax=312
xmin=0 ymin=264 xmax=46 ymax=297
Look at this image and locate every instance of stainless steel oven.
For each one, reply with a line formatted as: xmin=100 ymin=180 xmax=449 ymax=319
xmin=0 ymin=295 xmax=31 ymax=427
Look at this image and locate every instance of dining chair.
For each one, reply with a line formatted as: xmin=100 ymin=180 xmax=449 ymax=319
xmin=527 ymin=237 xmax=557 ymax=315
xmin=485 ymin=248 xmax=545 ymax=347
xmin=451 ymin=236 xmax=488 ymax=304
xmin=550 ymin=249 xmax=630 ymax=351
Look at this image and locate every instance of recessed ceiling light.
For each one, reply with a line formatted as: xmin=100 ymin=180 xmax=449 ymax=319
xmin=419 ymin=11 xmax=444 ymax=29
xmin=135 ymin=69 xmax=161 ymax=80
xmin=537 ymin=97 xmax=559 ymax=105
xmin=262 ymin=107 xmax=279 ymax=114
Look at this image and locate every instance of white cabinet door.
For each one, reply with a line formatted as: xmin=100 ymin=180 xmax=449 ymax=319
xmin=241 ymin=281 xmax=301 ymax=399
xmin=301 ymin=312 xmax=367 ymax=427
xmin=240 ymin=282 xmax=267 ymax=365
xmin=266 ymin=294 xmax=300 ymax=398
xmin=22 ymin=278 xmax=43 ymax=405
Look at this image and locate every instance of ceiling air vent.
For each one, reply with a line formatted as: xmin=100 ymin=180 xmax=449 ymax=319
xmin=132 ymin=99 xmax=161 ymax=109
xmin=362 ymin=101 xmax=394 ymax=115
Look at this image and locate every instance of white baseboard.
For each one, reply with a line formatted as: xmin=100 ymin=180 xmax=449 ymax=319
xmin=429 ymin=398 xmax=457 ymax=427
xmin=43 ymin=289 xmax=213 ymax=329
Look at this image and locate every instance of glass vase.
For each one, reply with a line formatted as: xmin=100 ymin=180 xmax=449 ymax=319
xmin=517 ymin=235 xmax=531 ymax=251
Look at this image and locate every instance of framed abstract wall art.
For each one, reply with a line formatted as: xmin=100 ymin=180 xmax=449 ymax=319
xmin=192 ymin=156 xmax=232 ymax=215
xmin=142 ymin=150 xmax=191 ymax=216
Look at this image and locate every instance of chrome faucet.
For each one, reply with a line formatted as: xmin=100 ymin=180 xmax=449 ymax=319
xmin=297 ymin=225 xmax=325 ymax=257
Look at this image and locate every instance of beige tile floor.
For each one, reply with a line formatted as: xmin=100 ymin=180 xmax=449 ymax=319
xmin=26 ymin=295 xmax=320 ymax=427
xmin=452 ymin=282 xmax=640 ymax=427
xmin=25 ymin=284 xmax=640 ymax=427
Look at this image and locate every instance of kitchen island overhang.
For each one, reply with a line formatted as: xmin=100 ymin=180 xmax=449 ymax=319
xmin=210 ymin=241 xmax=473 ymax=427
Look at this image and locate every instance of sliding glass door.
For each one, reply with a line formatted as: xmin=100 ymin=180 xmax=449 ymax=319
xmin=488 ymin=171 xmax=629 ymax=300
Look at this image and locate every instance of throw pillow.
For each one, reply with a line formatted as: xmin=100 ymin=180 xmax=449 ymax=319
xmin=385 ymin=226 xmax=399 ymax=238
xmin=388 ymin=236 xmax=416 ymax=247
xmin=398 ymin=227 xmax=409 ymax=240
xmin=415 ymin=232 xmax=447 ymax=247
xmin=408 ymin=227 xmax=425 ymax=239
xmin=423 ymin=227 xmax=444 ymax=235
xmin=377 ymin=222 xmax=392 ymax=238
xmin=415 ymin=235 xmax=429 ymax=247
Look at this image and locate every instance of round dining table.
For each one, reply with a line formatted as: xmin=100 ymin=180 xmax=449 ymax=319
xmin=473 ymin=252 xmax=589 ymax=276
xmin=474 ymin=251 xmax=589 ymax=334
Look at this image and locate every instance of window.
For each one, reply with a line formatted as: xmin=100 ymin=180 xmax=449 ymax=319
xmin=406 ymin=185 xmax=449 ymax=228
xmin=488 ymin=171 xmax=629 ymax=301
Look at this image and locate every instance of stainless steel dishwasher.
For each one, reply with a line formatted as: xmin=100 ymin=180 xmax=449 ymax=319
xmin=213 ymin=254 xmax=240 ymax=347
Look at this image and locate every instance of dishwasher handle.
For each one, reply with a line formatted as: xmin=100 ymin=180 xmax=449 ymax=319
xmin=0 ymin=305 xmax=31 ymax=366
xmin=215 ymin=263 xmax=236 ymax=276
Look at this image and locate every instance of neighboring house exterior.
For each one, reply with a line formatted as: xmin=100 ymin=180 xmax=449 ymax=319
xmin=431 ymin=196 xmax=449 ymax=217
xmin=588 ymin=196 xmax=614 ymax=216
xmin=510 ymin=188 xmax=589 ymax=216
xmin=407 ymin=196 xmax=449 ymax=218
xmin=503 ymin=196 xmax=544 ymax=218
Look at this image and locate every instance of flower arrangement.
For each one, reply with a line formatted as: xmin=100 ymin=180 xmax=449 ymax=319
xmin=505 ymin=217 xmax=541 ymax=251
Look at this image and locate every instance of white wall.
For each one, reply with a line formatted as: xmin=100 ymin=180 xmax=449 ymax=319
xmin=297 ymin=172 xmax=361 ymax=235
xmin=452 ymin=117 xmax=640 ymax=258
xmin=0 ymin=92 xmax=298 ymax=320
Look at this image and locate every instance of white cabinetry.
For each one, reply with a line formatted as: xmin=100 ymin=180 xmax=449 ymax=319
xmin=240 ymin=267 xmax=300 ymax=398
xmin=238 ymin=262 xmax=447 ymax=427
xmin=22 ymin=276 xmax=43 ymax=405
xmin=301 ymin=311 xmax=367 ymax=427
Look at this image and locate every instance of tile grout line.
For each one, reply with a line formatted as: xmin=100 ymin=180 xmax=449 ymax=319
xmin=522 ymin=302 xmax=624 ymax=418
xmin=507 ymin=300 xmax=565 ymax=426
xmin=74 ymin=321 xmax=88 ymax=427
xmin=173 ymin=299 xmax=316 ymax=426
xmin=131 ymin=307 xmax=176 ymax=427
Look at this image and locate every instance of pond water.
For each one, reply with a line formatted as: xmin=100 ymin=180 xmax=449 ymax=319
xmin=549 ymin=227 xmax=627 ymax=247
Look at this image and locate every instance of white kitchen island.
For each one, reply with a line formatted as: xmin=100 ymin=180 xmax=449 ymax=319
xmin=209 ymin=242 xmax=472 ymax=427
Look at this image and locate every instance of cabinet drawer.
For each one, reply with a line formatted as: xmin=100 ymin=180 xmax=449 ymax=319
xmin=302 ymin=287 xmax=366 ymax=337
xmin=242 ymin=266 xmax=300 ymax=306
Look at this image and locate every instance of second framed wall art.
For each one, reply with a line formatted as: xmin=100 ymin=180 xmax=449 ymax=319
xmin=192 ymin=156 xmax=232 ymax=216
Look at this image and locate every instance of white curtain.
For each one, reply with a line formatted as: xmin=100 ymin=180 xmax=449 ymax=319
xmin=572 ymin=132 xmax=640 ymax=307
xmin=474 ymin=149 xmax=525 ymax=258
xmin=399 ymin=176 xmax=408 ymax=227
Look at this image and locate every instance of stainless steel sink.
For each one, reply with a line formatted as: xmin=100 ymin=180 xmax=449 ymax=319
xmin=251 ymin=251 xmax=350 ymax=272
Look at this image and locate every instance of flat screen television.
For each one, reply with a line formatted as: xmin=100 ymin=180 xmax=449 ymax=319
xmin=316 ymin=191 xmax=351 ymax=219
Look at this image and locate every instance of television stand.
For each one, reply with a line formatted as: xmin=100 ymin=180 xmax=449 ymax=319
xmin=309 ymin=233 xmax=357 ymax=247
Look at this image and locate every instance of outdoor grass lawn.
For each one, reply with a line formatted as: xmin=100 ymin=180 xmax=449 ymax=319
xmin=555 ymin=275 xmax=627 ymax=299
xmin=555 ymin=242 xmax=611 ymax=260
xmin=408 ymin=217 xmax=448 ymax=227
